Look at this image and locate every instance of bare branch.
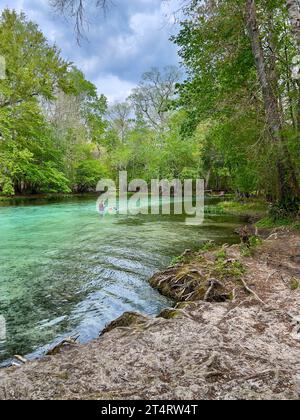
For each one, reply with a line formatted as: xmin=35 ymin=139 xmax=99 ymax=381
xmin=50 ymin=1 xmax=189 ymax=40
xmin=50 ymin=0 xmax=109 ymax=40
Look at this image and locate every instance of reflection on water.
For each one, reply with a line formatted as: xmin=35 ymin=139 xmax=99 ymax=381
xmin=0 ymin=196 xmax=245 ymax=363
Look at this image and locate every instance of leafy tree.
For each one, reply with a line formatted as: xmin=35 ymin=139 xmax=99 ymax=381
xmin=129 ymin=67 xmax=181 ymax=131
xmin=0 ymin=9 xmax=70 ymax=109
xmin=173 ymin=0 xmax=300 ymax=205
xmin=75 ymin=158 xmax=108 ymax=192
xmin=0 ymin=10 xmax=107 ymax=195
xmin=45 ymin=66 xmax=108 ymax=185
xmin=107 ymin=102 xmax=132 ymax=143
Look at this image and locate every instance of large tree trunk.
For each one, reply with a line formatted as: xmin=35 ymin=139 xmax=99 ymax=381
xmin=246 ymin=0 xmax=282 ymax=138
xmin=246 ymin=0 xmax=300 ymax=202
xmin=286 ymin=0 xmax=300 ymax=48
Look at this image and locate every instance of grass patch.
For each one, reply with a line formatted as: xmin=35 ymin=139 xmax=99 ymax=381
xmin=200 ymin=240 xmax=218 ymax=252
xmin=170 ymin=241 xmax=218 ymax=266
xmin=216 ymin=249 xmax=227 ymax=261
xmin=291 ymin=278 xmax=299 ymax=291
xmin=240 ymin=235 xmax=263 ymax=257
xmin=217 ymin=200 xmax=268 ymax=218
xmin=214 ymin=258 xmax=246 ymax=280
xmin=257 ymin=217 xmax=300 ymax=230
xmin=170 ymin=255 xmax=186 ymax=266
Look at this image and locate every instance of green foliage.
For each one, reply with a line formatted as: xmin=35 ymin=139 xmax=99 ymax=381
xmin=75 ymin=160 xmax=108 ymax=192
xmin=290 ymin=278 xmax=299 ymax=291
xmin=0 ymin=10 xmax=108 ymax=196
xmin=240 ymin=235 xmax=263 ymax=257
xmin=200 ymin=241 xmax=217 ymax=251
xmin=0 ymin=9 xmax=69 ymax=105
xmin=216 ymin=249 xmax=227 ymax=261
xmin=215 ymin=258 xmax=246 ymax=280
xmin=170 ymin=255 xmax=185 ymax=266
xmin=257 ymin=217 xmax=300 ymax=230
xmin=269 ymin=199 xmax=300 ymax=221
xmin=1 ymin=0 xmax=300 ymax=209
xmin=106 ymin=107 xmax=202 ymax=183
xmin=249 ymin=235 xmax=263 ymax=248
xmin=217 ymin=200 xmax=268 ymax=218
xmin=172 ymin=0 xmax=300 ymax=203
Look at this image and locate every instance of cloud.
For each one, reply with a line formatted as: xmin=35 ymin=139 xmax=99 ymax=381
xmin=94 ymin=74 xmax=136 ymax=103
xmin=2 ymin=0 xmax=180 ymax=103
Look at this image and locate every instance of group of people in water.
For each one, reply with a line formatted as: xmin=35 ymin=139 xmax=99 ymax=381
xmin=98 ymin=202 xmax=118 ymax=215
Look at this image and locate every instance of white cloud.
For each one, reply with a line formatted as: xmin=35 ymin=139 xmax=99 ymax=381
xmin=94 ymin=74 xmax=135 ymax=103
xmin=3 ymin=0 xmax=180 ymax=104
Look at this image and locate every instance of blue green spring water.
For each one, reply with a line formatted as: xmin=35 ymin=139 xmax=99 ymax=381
xmin=0 ymin=196 xmax=244 ymax=363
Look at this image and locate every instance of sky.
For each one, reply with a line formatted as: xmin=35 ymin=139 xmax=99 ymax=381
xmin=3 ymin=0 xmax=182 ymax=103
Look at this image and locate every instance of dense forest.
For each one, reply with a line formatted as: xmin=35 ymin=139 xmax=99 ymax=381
xmin=0 ymin=1 xmax=300 ymax=217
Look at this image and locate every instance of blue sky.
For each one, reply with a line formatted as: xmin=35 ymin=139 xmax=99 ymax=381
xmin=3 ymin=0 xmax=182 ymax=103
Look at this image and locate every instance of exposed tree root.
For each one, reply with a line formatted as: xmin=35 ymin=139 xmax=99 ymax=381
xmin=240 ymin=278 xmax=265 ymax=305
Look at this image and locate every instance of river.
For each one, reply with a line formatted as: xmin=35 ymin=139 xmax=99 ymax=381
xmin=0 ymin=195 xmax=245 ymax=363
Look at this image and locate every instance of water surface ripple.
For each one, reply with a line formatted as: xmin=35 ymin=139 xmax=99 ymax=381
xmin=0 ymin=197 xmax=244 ymax=362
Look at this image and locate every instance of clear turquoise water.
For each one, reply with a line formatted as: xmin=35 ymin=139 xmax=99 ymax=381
xmin=0 ymin=196 xmax=244 ymax=363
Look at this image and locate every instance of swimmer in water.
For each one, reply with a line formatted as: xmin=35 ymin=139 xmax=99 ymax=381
xmin=99 ymin=202 xmax=105 ymax=213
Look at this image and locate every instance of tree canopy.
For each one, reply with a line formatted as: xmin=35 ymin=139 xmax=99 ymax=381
xmin=173 ymin=0 xmax=300 ymax=208
xmin=1 ymin=1 xmax=300 ymax=216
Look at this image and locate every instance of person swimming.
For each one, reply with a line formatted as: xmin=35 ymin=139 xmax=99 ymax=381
xmin=98 ymin=201 xmax=119 ymax=215
xmin=99 ymin=202 xmax=105 ymax=213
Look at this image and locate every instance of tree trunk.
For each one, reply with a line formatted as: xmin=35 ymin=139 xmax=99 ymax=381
xmin=205 ymin=168 xmax=211 ymax=190
xmin=286 ymin=0 xmax=300 ymax=48
xmin=246 ymin=0 xmax=300 ymax=202
xmin=246 ymin=0 xmax=282 ymax=138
